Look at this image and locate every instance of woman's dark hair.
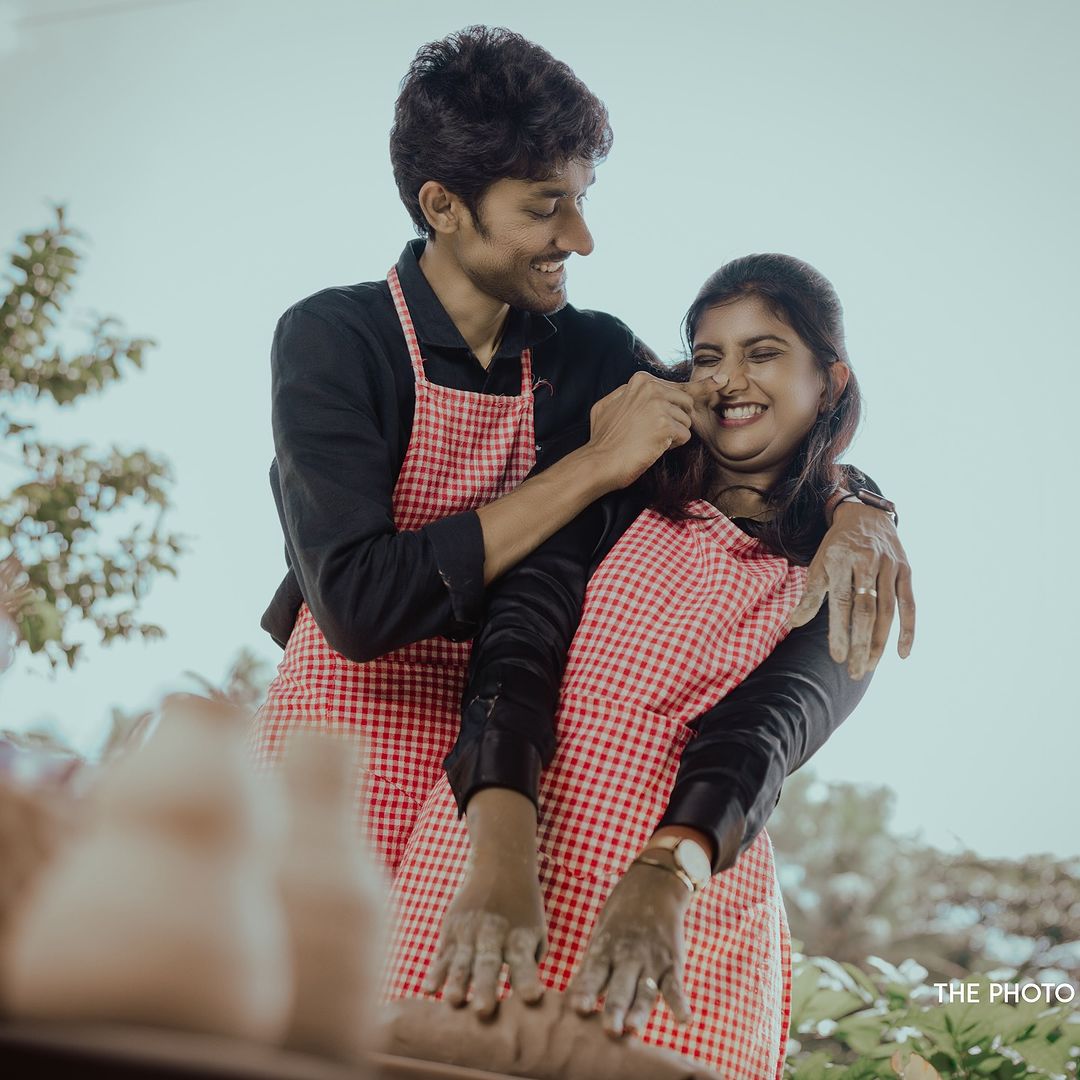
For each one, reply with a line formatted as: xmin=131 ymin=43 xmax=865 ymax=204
xmin=643 ymin=253 xmax=862 ymax=565
xmin=390 ymin=26 xmax=613 ymax=238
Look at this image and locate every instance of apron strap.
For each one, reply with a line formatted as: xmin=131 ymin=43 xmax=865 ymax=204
xmin=389 ymin=265 xmax=536 ymax=398
xmin=387 ymin=266 xmax=427 ymax=382
xmin=519 ymin=347 xmax=533 ymax=396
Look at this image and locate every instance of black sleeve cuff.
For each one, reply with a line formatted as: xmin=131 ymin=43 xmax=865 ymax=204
xmin=658 ymin=775 xmax=751 ymax=872
xmin=424 ymin=510 xmax=486 ymax=640
xmin=444 ymin=730 xmax=544 ymax=817
xmin=260 ymin=570 xmax=304 ymax=649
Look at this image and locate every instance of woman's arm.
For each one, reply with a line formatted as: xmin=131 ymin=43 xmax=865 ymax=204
xmin=428 ymin=490 xmax=636 ymax=1014
xmin=656 ymin=603 xmax=874 ymax=870
xmin=568 ymin=606 xmax=874 ymax=1035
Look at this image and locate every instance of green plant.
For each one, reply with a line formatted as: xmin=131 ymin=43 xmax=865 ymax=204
xmin=0 ymin=207 xmax=183 ymax=668
xmin=786 ymin=951 xmax=1080 ymax=1079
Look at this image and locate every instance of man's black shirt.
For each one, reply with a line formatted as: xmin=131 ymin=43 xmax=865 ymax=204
xmin=262 ymin=239 xmax=649 ymax=659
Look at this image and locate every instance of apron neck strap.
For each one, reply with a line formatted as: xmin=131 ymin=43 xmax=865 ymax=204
xmin=387 ymin=266 xmax=426 ymax=381
xmin=388 ymin=265 xmax=535 ymax=394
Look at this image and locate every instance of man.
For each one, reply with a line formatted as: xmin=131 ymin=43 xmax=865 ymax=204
xmin=253 ymin=23 xmax=912 ymax=1015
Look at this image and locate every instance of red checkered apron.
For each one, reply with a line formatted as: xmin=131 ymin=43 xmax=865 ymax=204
xmin=249 ymin=266 xmax=536 ymax=873
xmin=386 ymin=505 xmax=807 ymax=1079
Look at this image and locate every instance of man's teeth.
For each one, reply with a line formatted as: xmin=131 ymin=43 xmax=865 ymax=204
xmin=531 ymin=262 xmax=563 ymax=273
xmin=721 ymin=404 xmax=766 ymax=419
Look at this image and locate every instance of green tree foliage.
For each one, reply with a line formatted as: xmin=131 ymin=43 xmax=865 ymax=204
xmin=770 ymin=773 xmax=1080 ymax=986
xmin=0 ymin=207 xmax=183 ymax=669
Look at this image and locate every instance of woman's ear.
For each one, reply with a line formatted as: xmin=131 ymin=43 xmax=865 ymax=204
xmin=417 ymin=180 xmax=461 ymax=236
xmin=822 ymin=361 xmax=850 ymax=409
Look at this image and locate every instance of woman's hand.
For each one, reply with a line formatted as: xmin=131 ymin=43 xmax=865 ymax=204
xmin=568 ymin=861 xmax=693 ymax=1038
xmin=422 ymin=788 xmax=547 ymax=1017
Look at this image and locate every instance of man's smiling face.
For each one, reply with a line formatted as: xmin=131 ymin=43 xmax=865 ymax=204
xmin=453 ymin=159 xmax=596 ymax=314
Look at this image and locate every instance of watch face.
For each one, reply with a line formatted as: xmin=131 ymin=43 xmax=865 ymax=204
xmin=675 ymin=840 xmax=712 ymax=886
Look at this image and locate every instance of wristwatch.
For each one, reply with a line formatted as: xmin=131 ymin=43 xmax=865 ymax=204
xmin=633 ymin=836 xmax=713 ymax=894
xmin=825 ymin=486 xmax=899 ymax=526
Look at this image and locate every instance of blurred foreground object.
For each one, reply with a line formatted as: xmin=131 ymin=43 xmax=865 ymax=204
xmin=0 ymin=206 xmax=182 ymax=670
xmin=279 ymin=729 xmax=387 ymax=1065
xmin=0 ymin=776 xmax=75 ymax=1006
xmin=3 ymin=695 xmax=292 ymax=1040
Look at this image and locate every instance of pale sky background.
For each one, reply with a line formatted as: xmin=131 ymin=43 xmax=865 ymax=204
xmin=0 ymin=0 xmax=1076 ymax=860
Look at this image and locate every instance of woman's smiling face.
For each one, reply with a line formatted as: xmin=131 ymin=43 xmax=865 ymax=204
xmin=690 ymin=294 xmax=844 ymax=489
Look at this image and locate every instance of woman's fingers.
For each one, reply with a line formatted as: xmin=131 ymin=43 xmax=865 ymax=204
xmin=421 ymin=942 xmax=453 ymax=995
xmin=623 ymin=973 xmax=660 ymax=1035
xmin=426 ymin=919 xmax=546 ymax=1015
xmin=443 ymin=942 xmax=477 ymax=1007
xmin=569 ymin=947 xmax=611 ymax=1015
xmin=659 ymin=969 xmax=693 ymax=1025
xmin=505 ymin=926 xmax=546 ymax=1005
xmin=469 ymin=918 xmax=506 ymax=1018
xmin=602 ymin=957 xmax=643 ymax=1037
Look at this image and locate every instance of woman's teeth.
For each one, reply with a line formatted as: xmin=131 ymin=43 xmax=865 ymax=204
xmin=721 ymin=404 xmax=766 ymax=419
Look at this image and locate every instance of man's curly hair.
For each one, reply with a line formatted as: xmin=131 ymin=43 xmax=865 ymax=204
xmin=390 ymin=26 xmax=613 ymax=238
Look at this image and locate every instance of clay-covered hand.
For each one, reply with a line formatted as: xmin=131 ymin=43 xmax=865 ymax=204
xmin=568 ymin=861 xmax=693 ymax=1037
xmin=422 ymin=787 xmax=546 ymax=1018
xmin=788 ymin=500 xmax=915 ymax=679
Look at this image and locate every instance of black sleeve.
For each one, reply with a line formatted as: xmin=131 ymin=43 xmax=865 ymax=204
xmin=271 ymin=304 xmax=485 ymax=662
xmin=657 ymin=605 xmax=873 ymax=870
xmin=443 ymin=494 xmax=610 ymax=814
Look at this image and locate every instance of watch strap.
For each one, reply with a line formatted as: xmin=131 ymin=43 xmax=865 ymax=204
xmin=632 ymin=853 xmax=695 ymax=894
xmin=825 ymin=486 xmax=899 ymax=526
xmin=639 ymin=835 xmax=712 ymax=890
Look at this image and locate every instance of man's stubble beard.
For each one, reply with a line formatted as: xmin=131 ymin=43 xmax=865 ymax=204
xmin=464 ymin=258 xmax=568 ymax=316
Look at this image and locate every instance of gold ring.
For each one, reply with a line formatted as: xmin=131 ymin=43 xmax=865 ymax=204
xmin=855 ymin=587 xmax=878 ymax=598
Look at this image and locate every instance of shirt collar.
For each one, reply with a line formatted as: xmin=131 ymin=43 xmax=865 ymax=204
xmin=394 ymin=239 xmax=557 ymax=358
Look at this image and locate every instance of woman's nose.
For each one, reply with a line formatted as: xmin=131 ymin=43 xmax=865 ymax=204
xmin=713 ymin=361 xmax=749 ymax=391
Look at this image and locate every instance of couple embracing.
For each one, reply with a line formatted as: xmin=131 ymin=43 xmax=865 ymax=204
xmin=251 ymin=25 xmax=914 ymax=1079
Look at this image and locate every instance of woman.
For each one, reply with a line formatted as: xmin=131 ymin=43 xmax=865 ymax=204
xmin=385 ymin=254 xmax=880 ymax=1079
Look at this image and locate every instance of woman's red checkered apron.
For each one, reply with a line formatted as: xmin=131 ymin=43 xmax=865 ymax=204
xmin=386 ymin=505 xmax=807 ymax=1079
xmin=249 ymin=266 xmax=536 ymax=873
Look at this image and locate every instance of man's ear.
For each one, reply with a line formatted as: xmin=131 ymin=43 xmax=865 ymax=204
xmin=417 ymin=180 xmax=462 ymax=236
xmin=824 ymin=361 xmax=850 ymax=407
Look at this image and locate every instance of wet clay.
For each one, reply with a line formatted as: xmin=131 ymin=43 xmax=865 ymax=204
xmin=376 ymin=993 xmax=721 ymax=1080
